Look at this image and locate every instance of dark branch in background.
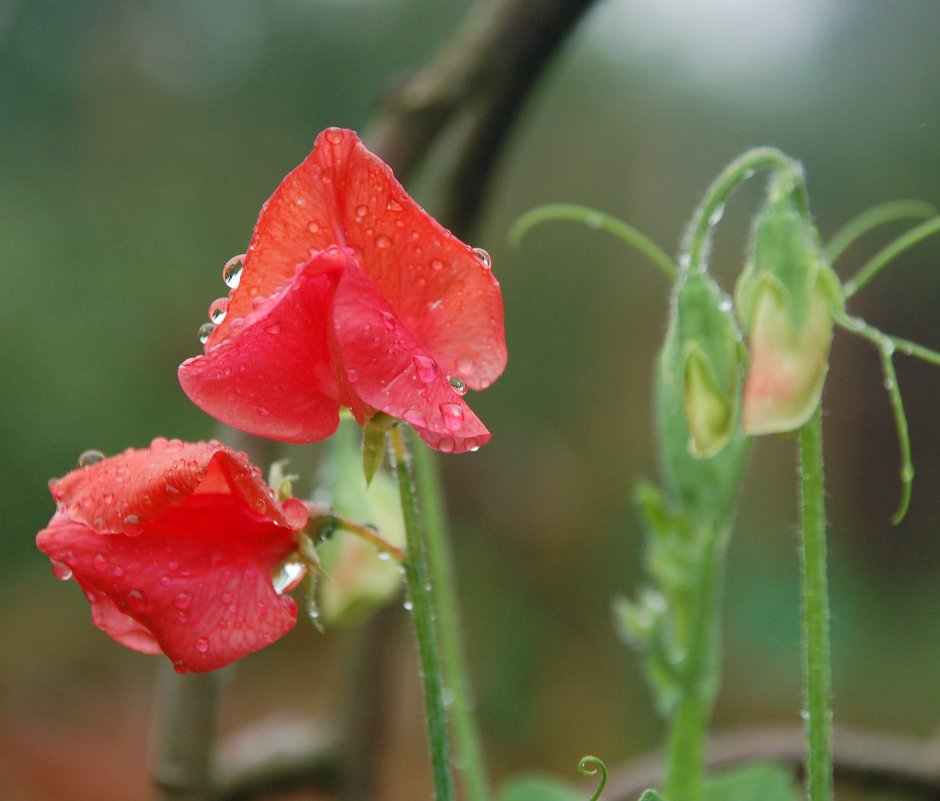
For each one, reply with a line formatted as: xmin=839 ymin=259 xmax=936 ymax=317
xmin=607 ymin=725 xmax=940 ymax=801
xmin=367 ymin=0 xmax=597 ymax=235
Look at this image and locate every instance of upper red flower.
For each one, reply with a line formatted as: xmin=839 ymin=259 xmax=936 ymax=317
xmin=177 ymin=128 xmax=507 ymax=454
xmin=36 ymin=438 xmax=308 ymax=673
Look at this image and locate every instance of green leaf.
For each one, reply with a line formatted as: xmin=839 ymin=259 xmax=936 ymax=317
xmin=499 ymin=774 xmax=582 ymax=801
xmin=638 ymin=791 xmax=668 ymax=801
xmin=702 ymin=762 xmax=799 ymax=801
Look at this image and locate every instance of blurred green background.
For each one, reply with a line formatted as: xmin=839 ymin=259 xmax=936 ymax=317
xmin=3 ymin=1 xmax=940 ymax=799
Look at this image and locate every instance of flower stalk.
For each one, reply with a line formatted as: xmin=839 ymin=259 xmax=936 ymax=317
xmin=389 ymin=425 xmax=456 ymax=801
xmin=798 ymin=407 xmax=834 ymax=801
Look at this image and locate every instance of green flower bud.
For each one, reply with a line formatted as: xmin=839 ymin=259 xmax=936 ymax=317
xmin=735 ymin=175 xmax=843 ymax=434
xmin=317 ymin=424 xmax=405 ymax=627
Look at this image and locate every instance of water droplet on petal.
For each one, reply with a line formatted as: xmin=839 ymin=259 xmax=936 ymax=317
xmin=325 ymin=129 xmax=344 ymax=144
xmin=431 ymin=258 xmax=444 ymax=271
xmin=472 ymin=247 xmax=492 ymax=268
xmin=123 ymin=514 xmax=140 ymax=526
xmin=307 ymin=221 xmax=320 ymax=233
xmin=440 ymin=403 xmax=464 ymax=432
xmin=208 ymin=298 xmax=229 ymax=324
xmin=413 ymin=354 xmax=438 ymax=383
xmin=160 ymin=576 xmax=171 ymax=586
xmin=438 ymin=437 xmax=455 ymax=453
xmin=272 ymin=559 xmax=307 ymax=594
xmin=93 ymin=554 xmax=108 ymax=572
xmin=174 ymin=592 xmax=192 ymax=610
xmin=404 ymin=409 xmax=427 ymax=428
xmin=196 ymin=637 xmax=209 ymax=653
xmin=347 ymin=368 xmax=359 ymax=383
xmin=198 ymin=322 xmax=215 ymax=344
xmin=356 ymin=204 xmax=369 ymax=219
xmin=127 ymin=589 xmax=147 ymax=610
xmin=112 ymin=566 xmax=124 ymax=578
xmin=387 ymin=199 xmax=403 ymax=212
xmin=222 ymin=255 xmax=244 ymax=289
xmin=51 ymin=560 xmax=72 ymax=581
xmin=380 ymin=310 xmax=396 ymax=330
xmin=375 ymin=234 xmax=392 ymax=250
xmin=448 ymin=376 xmax=468 ymax=396
xmin=78 ymin=449 xmax=105 ymax=467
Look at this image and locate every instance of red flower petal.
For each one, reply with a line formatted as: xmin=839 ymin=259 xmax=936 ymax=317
xmin=188 ymin=128 xmax=505 ymax=450
xmin=37 ymin=443 xmax=306 ymax=672
xmin=179 ymin=249 xmax=356 ymax=443
xmin=331 ymin=260 xmax=491 ymax=453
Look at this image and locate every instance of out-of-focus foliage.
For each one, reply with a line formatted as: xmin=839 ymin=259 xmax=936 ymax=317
xmin=4 ymin=1 xmax=940 ymax=799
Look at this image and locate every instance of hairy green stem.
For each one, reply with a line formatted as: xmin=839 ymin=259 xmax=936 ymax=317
xmin=663 ymin=526 xmax=726 ymax=801
xmin=411 ymin=430 xmax=490 ymax=801
xmin=824 ymin=200 xmax=935 ymax=262
xmin=390 ymin=425 xmax=455 ymax=801
xmin=684 ymin=147 xmax=806 ymax=275
xmin=798 ymin=408 xmax=834 ymax=801
xmin=843 ymin=216 xmax=940 ymax=298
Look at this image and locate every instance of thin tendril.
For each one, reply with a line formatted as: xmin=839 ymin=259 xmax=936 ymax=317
xmin=834 ymin=311 xmax=916 ymax=523
xmin=332 ymin=514 xmax=407 ymax=564
xmin=509 ymin=203 xmax=678 ymax=281
xmin=578 ymin=756 xmax=608 ymax=801
xmin=824 ymin=200 xmax=936 ymax=262
xmin=843 ymin=216 xmax=940 ymax=298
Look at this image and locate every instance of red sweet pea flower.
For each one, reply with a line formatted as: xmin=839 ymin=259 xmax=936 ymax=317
xmin=178 ymin=128 xmax=506 ymax=454
xmin=36 ymin=438 xmax=309 ymax=673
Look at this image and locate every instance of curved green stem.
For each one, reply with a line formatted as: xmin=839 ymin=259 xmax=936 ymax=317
xmin=798 ymin=408 xmax=833 ymax=801
xmin=509 ymin=203 xmax=678 ymax=281
xmin=411 ymin=430 xmax=490 ymax=801
xmin=824 ymin=200 xmax=935 ymax=262
xmin=683 ymin=147 xmax=806 ymax=275
xmin=579 ymin=756 xmax=608 ymax=801
xmin=843 ymin=216 xmax=940 ymax=298
xmin=663 ymin=525 xmax=726 ymax=801
xmin=834 ymin=310 xmax=919 ymax=522
xmin=389 ymin=426 xmax=455 ymax=801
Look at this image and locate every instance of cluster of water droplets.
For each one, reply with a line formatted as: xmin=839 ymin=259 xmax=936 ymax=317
xmin=197 ymin=255 xmax=244 ymax=344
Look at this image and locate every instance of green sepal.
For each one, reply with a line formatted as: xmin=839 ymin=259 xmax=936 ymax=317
xmin=361 ymin=413 xmax=394 ymax=485
xmin=638 ymin=790 xmax=668 ymax=801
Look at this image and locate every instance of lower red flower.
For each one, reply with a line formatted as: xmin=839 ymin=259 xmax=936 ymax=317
xmin=36 ymin=438 xmax=309 ymax=673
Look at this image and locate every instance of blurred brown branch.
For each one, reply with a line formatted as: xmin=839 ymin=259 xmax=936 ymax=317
xmin=607 ymin=724 xmax=940 ymax=801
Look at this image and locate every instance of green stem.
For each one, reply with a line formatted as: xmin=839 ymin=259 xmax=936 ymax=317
xmin=843 ymin=216 xmax=940 ymax=298
xmin=824 ymin=200 xmax=935 ymax=262
xmin=509 ymin=203 xmax=678 ymax=281
xmin=798 ymin=407 xmax=834 ymax=801
xmin=663 ymin=525 xmax=726 ymax=801
xmin=411 ymin=430 xmax=490 ymax=801
xmin=684 ymin=147 xmax=806 ymax=275
xmin=390 ymin=425 xmax=455 ymax=801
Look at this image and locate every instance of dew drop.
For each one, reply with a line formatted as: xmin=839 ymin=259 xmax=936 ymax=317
xmin=78 ymin=449 xmax=105 ymax=468
xmin=413 ymin=353 xmax=438 ymax=383
xmin=174 ymin=592 xmax=192 ymax=610
xmin=708 ymin=204 xmax=725 ymax=226
xmin=403 ymin=599 xmax=413 ymax=612
xmin=123 ymin=514 xmax=140 ymax=526
xmin=208 ymin=298 xmax=229 ymax=324
xmin=325 ymin=129 xmax=344 ymax=144
xmin=431 ymin=258 xmax=444 ymax=271
xmin=307 ymin=221 xmax=320 ymax=233
xmin=387 ymin=199 xmax=403 ymax=212
xmin=377 ymin=551 xmax=391 ymax=562
xmin=448 ymin=376 xmax=468 ymax=396
xmin=127 ymin=589 xmax=147 ymax=610
xmin=404 ymin=409 xmax=427 ymax=428
xmin=347 ymin=368 xmax=359 ymax=384
xmin=94 ymin=554 xmax=108 ymax=572
xmin=112 ymin=566 xmax=124 ymax=578
xmin=198 ymin=322 xmax=215 ymax=344
xmin=272 ymin=559 xmax=307 ymax=594
xmin=51 ymin=560 xmax=72 ymax=581
xmin=380 ymin=310 xmax=396 ymax=330
xmin=196 ymin=637 xmax=209 ymax=653
xmin=472 ymin=247 xmax=492 ymax=268
xmin=375 ymin=234 xmax=392 ymax=250
xmin=160 ymin=576 xmax=170 ymax=587
xmin=220 ymin=592 xmax=232 ymax=604
xmin=438 ymin=437 xmax=455 ymax=454
xmin=222 ymin=255 xmax=244 ymax=289
xmin=440 ymin=403 xmax=464 ymax=432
